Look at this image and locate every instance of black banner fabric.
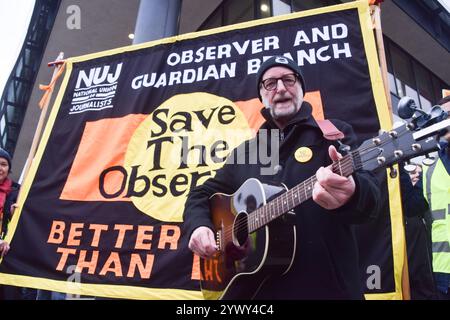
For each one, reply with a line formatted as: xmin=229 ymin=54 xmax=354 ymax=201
xmin=0 ymin=1 xmax=403 ymax=299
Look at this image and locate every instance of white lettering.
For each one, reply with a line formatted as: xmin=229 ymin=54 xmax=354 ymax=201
xmin=333 ymin=43 xmax=352 ymax=59
xmin=167 ymin=53 xmax=180 ymax=66
xmin=332 ymin=23 xmax=348 ymax=39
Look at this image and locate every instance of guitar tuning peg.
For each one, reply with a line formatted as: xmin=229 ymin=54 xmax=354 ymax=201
xmin=337 ymin=140 xmax=350 ymax=155
xmin=389 ymin=130 xmax=398 ymax=139
xmin=403 ymin=161 xmax=417 ymax=173
xmin=394 ymin=150 xmax=404 ymax=158
xmin=372 ymin=137 xmax=381 ymax=146
xmin=377 ymin=156 xmax=386 ymax=165
xmin=422 ymin=154 xmax=436 ymax=166
xmin=389 ymin=166 xmax=398 ymax=179
xmin=411 ymin=143 xmax=422 ymax=152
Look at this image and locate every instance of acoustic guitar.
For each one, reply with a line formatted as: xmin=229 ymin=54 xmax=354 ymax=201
xmin=198 ymin=118 xmax=450 ymax=300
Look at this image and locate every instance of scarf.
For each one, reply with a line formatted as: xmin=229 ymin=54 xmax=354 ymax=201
xmin=0 ymin=178 xmax=13 ymax=217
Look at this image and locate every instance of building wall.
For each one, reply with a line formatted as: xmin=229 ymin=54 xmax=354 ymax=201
xmin=381 ymin=1 xmax=450 ymax=85
xmin=179 ymin=0 xmax=223 ymax=34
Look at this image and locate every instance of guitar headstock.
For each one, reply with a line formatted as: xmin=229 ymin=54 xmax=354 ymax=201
xmin=355 ymin=119 xmax=450 ymax=172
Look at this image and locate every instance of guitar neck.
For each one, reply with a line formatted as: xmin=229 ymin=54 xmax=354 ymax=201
xmin=248 ymin=151 xmax=358 ymax=233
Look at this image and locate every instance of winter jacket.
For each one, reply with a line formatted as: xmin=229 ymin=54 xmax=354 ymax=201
xmin=183 ymin=101 xmax=381 ymax=299
xmin=1 ymin=181 xmax=20 ymax=238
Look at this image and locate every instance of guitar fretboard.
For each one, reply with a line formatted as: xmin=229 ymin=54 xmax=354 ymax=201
xmin=247 ymin=152 xmax=359 ymax=233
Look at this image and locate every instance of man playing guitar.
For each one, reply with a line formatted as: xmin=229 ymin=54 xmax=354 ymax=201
xmin=183 ymin=56 xmax=381 ymax=299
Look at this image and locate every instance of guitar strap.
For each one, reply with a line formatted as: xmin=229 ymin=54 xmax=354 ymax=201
xmin=316 ymin=119 xmax=350 ymax=154
xmin=316 ymin=119 xmax=344 ymax=140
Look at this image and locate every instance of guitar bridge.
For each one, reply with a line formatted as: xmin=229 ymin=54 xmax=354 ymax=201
xmin=216 ymin=230 xmax=222 ymax=251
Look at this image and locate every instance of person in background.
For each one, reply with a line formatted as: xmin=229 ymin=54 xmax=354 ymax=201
xmin=0 ymin=148 xmax=20 ymax=255
xmin=0 ymin=240 xmax=9 ymax=259
xmin=0 ymin=148 xmax=36 ymax=300
xmin=408 ymin=164 xmax=422 ymax=186
xmin=400 ymin=163 xmax=436 ymax=299
xmin=421 ymin=95 xmax=450 ymax=300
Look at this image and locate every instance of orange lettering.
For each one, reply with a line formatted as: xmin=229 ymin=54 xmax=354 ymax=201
xmin=99 ymin=252 xmax=123 ymax=277
xmin=67 ymin=223 xmax=84 ymax=246
xmin=48 ymin=221 xmax=66 ymax=244
xmin=76 ymin=249 xmax=99 ymax=274
xmin=114 ymin=224 xmax=133 ymax=248
xmin=135 ymin=225 xmax=153 ymax=250
xmin=203 ymin=259 xmax=214 ymax=281
xmin=56 ymin=247 xmax=76 ymax=271
xmin=191 ymin=254 xmax=201 ymax=280
xmin=157 ymin=225 xmax=180 ymax=250
xmin=214 ymin=259 xmax=222 ymax=283
xmin=127 ymin=253 xmax=154 ymax=279
xmin=89 ymin=224 xmax=108 ymax=247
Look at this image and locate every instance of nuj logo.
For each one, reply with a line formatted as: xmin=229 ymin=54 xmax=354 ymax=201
xmin=75 ymin=63 xmax=122 ymax=89
xmin=69 ymin=63 xmax=122 ymax=115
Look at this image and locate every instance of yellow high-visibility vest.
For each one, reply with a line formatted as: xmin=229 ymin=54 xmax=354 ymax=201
xmin=422 ymin=158 xmax=450 ymax=273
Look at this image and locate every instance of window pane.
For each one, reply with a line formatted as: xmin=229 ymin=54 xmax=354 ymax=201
xmin=200 ymin=7 xmax=222 ymax=31
xmin=390 ymin=45 xmax=415 ymax=89
xmin=395 ymin=78 xmax=404 ymax=97
xmin=224 ymin=0 xmax=254 ymax=25
xmin=259 ymin=0 xmax=272 ymax=18
xmin=384 ymin=38 xmax=394 ymax=73
xmin=413 ymin=61 xmax=433 ymax=102
xmin=388 ymin=72 xmax=397 ymax=95
xmin=432 ymin=76 xmax=445 ymax=103
xmin=292 ymin=0 xmax=338 ymax=11
xmin=391 ymin=93 xmax=400 ymax=115
xmin=0 ymin=115 xmax=5 ymax=133
xmin=405 ymin=85 xmax=420 ymax=107
xmin=272 ymin=0 xmax=291 ymax=16
xmin=419 ymin=95 xmax=432 ymax=112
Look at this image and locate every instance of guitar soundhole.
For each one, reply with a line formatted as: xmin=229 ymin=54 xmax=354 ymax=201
xmin=233 ymin=212 xmax=249 ymax=247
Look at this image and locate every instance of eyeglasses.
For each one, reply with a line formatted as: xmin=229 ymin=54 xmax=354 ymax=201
xmin=261 ymin=73 xmax=298 ymax=91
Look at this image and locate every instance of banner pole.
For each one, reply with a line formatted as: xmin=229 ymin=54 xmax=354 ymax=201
xmin=370 ymin=3 xmax=410 ymax=300
xmin=17 ymin=52 xmax=65 ymax=198
xmin=370 ymin=4 xmax=393 ymax=122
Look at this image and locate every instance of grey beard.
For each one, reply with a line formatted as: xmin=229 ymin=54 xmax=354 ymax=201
xmin=262 ymin=96 xmax=302 ymax=120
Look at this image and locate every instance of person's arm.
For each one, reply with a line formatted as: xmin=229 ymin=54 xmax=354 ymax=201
xmin=183 ymin=149 xmax=239 ymax=257
xmin=0 ymin=240 xmax=10 ymax=258
xmin=399 ymin=167 xmax=429 ymax=218
xmin=10 ymin=203 xmax=18 ymax=218
xmin=1 ymin=183 xmax=20 ymax=237
xmin=313 ymin=146 xmax=381 ymax=224
xmin=313 ymin=120 xmax=381 ymax=224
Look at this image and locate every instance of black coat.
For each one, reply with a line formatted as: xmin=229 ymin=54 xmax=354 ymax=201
xmin=400 ymin=168 xmax=437 ymax=299
xmin=1 ymin=181 xmax=20 ymax=238
xmin=183 ymin=102 xmax=381 ymax=299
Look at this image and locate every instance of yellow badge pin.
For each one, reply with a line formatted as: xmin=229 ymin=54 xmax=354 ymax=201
xmin=294 ymin=147 xmax=313 ymax=163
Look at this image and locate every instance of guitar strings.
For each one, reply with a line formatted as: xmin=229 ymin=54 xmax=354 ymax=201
xmin=219 ymin=128 xmax=416 ymax=243
xmin=221 ymin=158 xmax=355 ymax=241
xmin=221 ymin=145 xmax=391 ymax=241
xmin=221 ymin=151 xmax=362 ymax=240
xmin=221 ymin=153 xmax=366 ymax=240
